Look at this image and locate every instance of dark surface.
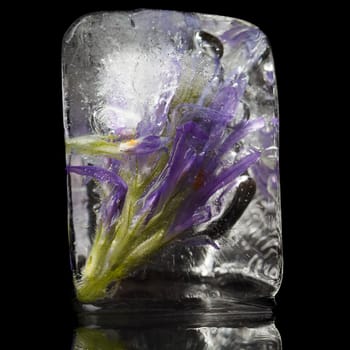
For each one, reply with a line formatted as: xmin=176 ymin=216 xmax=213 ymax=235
xmin=76 ymin=297 xmax=275 ymax=329
xmin=12 ymin=2 xmax=330 ymax=349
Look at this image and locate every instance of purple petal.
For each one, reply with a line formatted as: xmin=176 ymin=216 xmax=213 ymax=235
xmin=67 ymin=165 xmax=128 ymax=228
xmin=200 ymin=117 xmax=264 ymax=183
xmin=219 ymin=22 xmax=249 ymax=42
xmin=67 ymin=166 xmax=127 ymax=192
xmin=137 ymin=110 xmax=167 ymax=138
xmin=138 ymin=121 xmax=208 ymax=220
xmin=101 ymin=188 xmax=123 ymax=228
xmin=171 ymin=205 xmax=212 ymax=235
xmin=210 ymin=74 xmax=247 ymax=117
xmin=166 ymin=110 xmax=262 ymax=238
xmin=169 ymin=104 xmax=231 ymax=154
xmin=171 ymin=103 xmax=231 ymax=129
xmin=169 ymin=153 xmax=259 ymax=238
xmin=220 ymin=26 xmax=261 ymax=51
xmin=220 ymin=25 xmax=266 ymax=76
xmin=218 ymin=118 xmax=265 ymax=156
xmin=107 ymin=158 xmax=121 ymax=173
xmin=251 ymin=160 xmax=278 ymax=200
xmin=121 ymin=136 xmax=169 ymax=155
xmin=192 ymin=206 xmax=212 ymax=226
xmin=113 ymin=127 xmax=136 ymax=141
xmin=200 ymin=151 xmax=260 ymax=200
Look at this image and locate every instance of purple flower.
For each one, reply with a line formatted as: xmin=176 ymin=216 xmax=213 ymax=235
xmin=119 ymin=135 xmax=169 ymax=155
xmin=210 ymin=73 xmax=247 ymax=117
xmin=67 ymin=55 xmax=267 ymax=254
xmin=133 ymin=95 xmax=263 ymax=242
xmin=169 ymin=151 xmax=260 ymax=237
xmin=68 ymin=78 xmax=264 ymax=247
xmin=63 ymin=13 xmax=280 ymax=304
xmin=67 ymin=165 xmax=127 ymax=228
xmin=220 ymin=24 xmax=262 ymax=55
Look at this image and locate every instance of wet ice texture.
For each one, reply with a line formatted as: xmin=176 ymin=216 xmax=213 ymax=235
xmin=63 ymin=10 xmax=282 ymax=298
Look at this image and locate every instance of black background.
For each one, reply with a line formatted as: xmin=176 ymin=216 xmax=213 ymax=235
xmin=12 ymin=2 xmax=331 ymax=349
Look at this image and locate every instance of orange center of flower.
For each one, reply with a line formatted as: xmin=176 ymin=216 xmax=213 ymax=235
xmin=126 ymin=139 xmax=138 ymax=147
xmin=193 ymin=168 xmax=205 ymax=190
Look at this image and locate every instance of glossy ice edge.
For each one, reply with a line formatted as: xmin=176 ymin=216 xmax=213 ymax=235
xmin=63 ymin=9 xmax=282 ymax=305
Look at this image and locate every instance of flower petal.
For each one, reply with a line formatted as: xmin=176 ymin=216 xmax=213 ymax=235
xmin=169 ymin=152 xmax=260 ymax=240
xmin=67 ymin=166 xmax=128 ymax=228
xmin=201 ymin=151 xmax=260 ymax=200
xmin=138 ymin=121 xmax=208 ymax=220
xmin=169 ymin=104 xmax=231 ymax=156
xmin=101 ymin=188 xmax=124 ymax=228
xmin=67 ymin=166 xmax=127 ymax=190
xmin=218 ymin=117 xmax=265 ymax=156
xmin=220 ymin=25 xmax=261 ymax=50
xmin=210 ymin=73 xmax=247 ymax=117
xmin=171 ymin=205 xmax=212 ymax=235
xmin=120 ymin=135 xmax=169 ymax=155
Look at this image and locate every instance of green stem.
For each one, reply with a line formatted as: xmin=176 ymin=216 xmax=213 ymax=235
xmin=73 ymin=146 xmax=190 ymax=303
xmin=66 ymin=135 xmax=123 ymax=159
xmin=76 ymin=183 xmax=189 ymax=303
xmin=76 ymin=229 xmax=165 ymax=303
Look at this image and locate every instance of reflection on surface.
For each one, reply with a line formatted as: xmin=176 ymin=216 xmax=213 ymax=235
xmin=73 ymin=323 xmax=281 ymax=349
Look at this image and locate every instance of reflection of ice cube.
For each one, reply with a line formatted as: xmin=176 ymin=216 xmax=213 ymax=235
xmin=73 ymin=323 xmax=281 ymax=349
xmin=199 ymin=324 xmax=281 ymax=349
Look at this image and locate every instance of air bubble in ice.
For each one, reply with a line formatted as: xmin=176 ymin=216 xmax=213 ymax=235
xmin=91 ymin=105 xmax=140 ymax=135
xmin=194 ymin=31 xmax=224 ymax=59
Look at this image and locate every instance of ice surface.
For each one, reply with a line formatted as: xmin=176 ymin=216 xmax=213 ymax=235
xmin=62 ymin=10 xmax=282 ymax=303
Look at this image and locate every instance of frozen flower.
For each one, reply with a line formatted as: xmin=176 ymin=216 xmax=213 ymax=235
xmin=66 ymin=26 xmax=267 ymax=303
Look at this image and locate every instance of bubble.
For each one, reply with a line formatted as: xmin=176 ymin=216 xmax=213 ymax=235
xmin=193 ymin=31 xmax=224 ymax=59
